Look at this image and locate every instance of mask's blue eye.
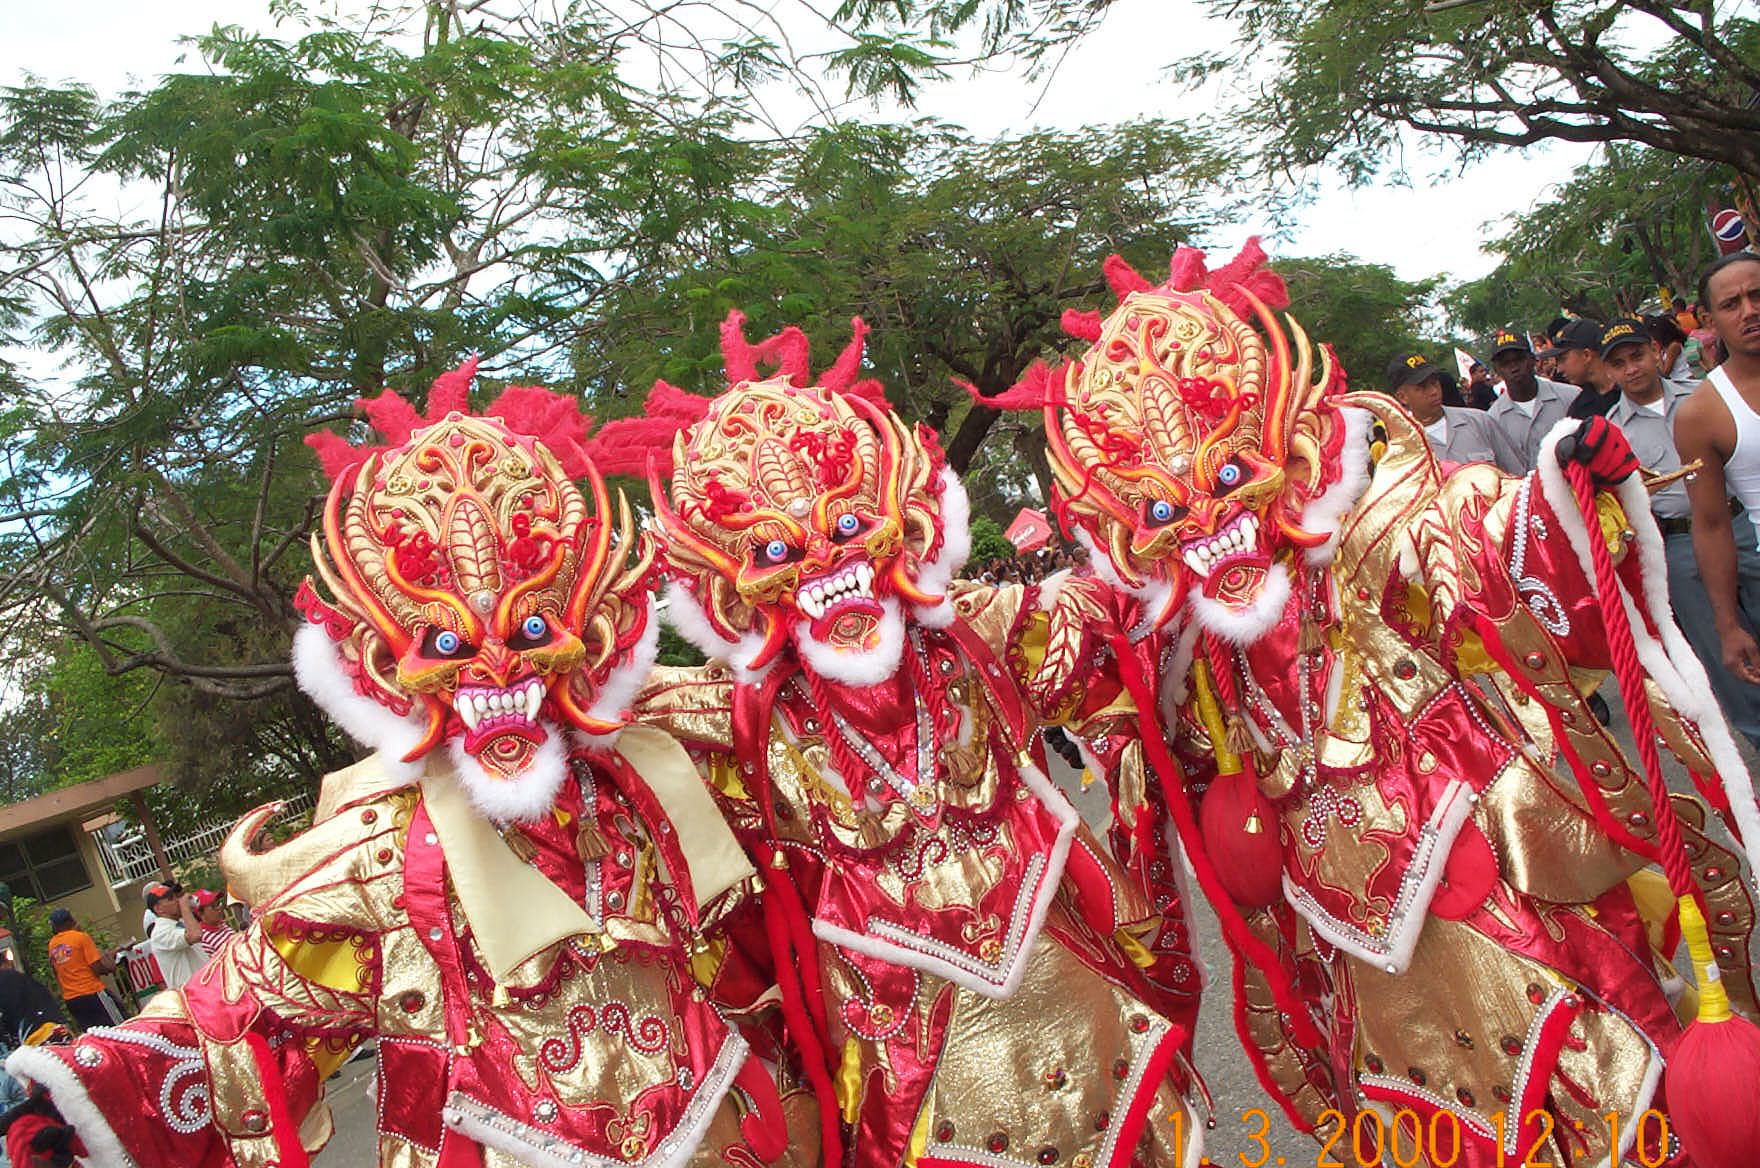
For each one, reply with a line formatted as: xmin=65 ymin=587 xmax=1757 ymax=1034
xmin=434 ymin=630 xmax=460 ymax=654
xmin=836 ymin=514 xmax=860 ymax=535
xmin=522 ymin=616 xmax=547 ymax=639
xmin=1217 ymin=463 xmax=1243 ymax=487
xmin=1150 ymin=500 xmax=1174 ymax=523
xmin=764 ymin=539 xmax=790 ymax=563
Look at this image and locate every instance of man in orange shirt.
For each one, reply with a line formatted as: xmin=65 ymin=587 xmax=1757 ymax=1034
xmin=45 ymin=909 xmax=120 ymax=1032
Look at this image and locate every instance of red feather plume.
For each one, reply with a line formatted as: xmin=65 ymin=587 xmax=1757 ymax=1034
xmin=582 ymin=310 xmax=891 ymax=480
xmin=957 ymin=362 xmax=1066 ymax=412
xmin=305 ymin=356 xmax=600 ymax=483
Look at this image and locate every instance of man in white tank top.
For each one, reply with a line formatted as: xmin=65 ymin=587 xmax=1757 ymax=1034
xmin=1676 ymin=251 xmax=1760 ymax=686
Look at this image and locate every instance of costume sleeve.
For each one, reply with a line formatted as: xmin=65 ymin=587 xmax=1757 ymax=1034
xmin=6 ymin=785 xmax=400 ymax=1168
xmin=1394 ymin=421 xmax=1760 ymax=884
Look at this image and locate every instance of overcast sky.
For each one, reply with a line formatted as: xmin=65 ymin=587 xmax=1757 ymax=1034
xmin=2 ymin=0 xmax=1595 ymax=286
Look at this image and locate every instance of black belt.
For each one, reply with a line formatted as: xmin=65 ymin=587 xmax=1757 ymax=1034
xmin=1656 ymin=516 xmax=1692 ymax=536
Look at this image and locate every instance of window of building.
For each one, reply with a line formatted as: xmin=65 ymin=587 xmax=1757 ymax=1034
xmin=0 ymin=826 xmax=92 ymax=904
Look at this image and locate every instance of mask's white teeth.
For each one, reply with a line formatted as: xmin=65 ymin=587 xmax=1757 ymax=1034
xmin=458 ymin=698 xmax=480 ymax=731
xmin=525 ymin=683 xmax=542 ymax=719
xmin=1183 ymin=549 xmax=1210 ymax=578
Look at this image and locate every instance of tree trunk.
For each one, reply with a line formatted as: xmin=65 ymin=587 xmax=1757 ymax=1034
xmin=943 ymin=403 xmax=1001 ymax=474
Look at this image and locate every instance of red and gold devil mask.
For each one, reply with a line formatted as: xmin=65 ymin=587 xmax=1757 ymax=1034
xmin=297 ymin=359 xmax=656 ymax=819
xmin=998 ymin=242 xmax=1352 ymax=640
xmin=588 ymin=313 xmax=967 ymax=684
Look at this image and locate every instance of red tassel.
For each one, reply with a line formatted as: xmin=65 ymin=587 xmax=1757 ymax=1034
xmin=1564 ymin=462 xmax=1760 ymax=1168
xmin=1198 ymin=768 xmax=1284 ymax=908
xmin=1666 ymin=1011 xmax=1760 ymax=1168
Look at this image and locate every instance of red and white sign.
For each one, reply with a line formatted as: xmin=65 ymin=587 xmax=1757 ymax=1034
xmin=1005 ymin=508 xmax=1053 ymax=552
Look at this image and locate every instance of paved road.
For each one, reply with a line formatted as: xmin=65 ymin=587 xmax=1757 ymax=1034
xmin=315 ymin=681 xmax=1758 ymax=1167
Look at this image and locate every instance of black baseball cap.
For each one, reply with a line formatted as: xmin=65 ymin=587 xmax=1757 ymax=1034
xmin=1386 ymin=353 xmax=1441 ymax=391
xmin=1538 ymin=317 xmax=1602 ymax=358
xmin=1491 ymin=329 xmax=1531 ymax=357
xmin=48 ymin=908 xmax=73 ymax=928
xmin=1599 ymin=317 xmax=1651 ymax=359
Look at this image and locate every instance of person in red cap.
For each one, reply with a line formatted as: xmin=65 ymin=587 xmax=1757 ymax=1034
xmin=191 ymin=892 xmax=234 ymax=961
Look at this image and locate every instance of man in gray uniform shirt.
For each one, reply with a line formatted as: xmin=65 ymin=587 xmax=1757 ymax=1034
xmin=1603 ymin=316 xmax=1760 ymax=746
xmin=1387 ymin=352 xmax=1524 ymax=473
xmin=1485 ymin=328 xmax=1574 ymax=472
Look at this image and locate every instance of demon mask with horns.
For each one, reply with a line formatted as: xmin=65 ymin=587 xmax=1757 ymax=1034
xmin=296 ymin=358 xmax=658 ymax=821
xmin=587 ymin=312 xmax=968 ymax=686
xmin=991 ymin=240 xmax=1355 ymax=642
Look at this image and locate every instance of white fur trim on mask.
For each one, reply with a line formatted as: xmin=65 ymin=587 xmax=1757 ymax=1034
xmin=1074 ymin=527 xmax=1174 ymax=642
xmin=911 ymin=469 xmax=971 ymax=629
xmin=1188 ymin=560 xmax=1292 ymax=646
xmin=291 ymin=622 xmax=425 ymax=781
xmin=1302 ymin=406 xmax=1375 ymax=566
xmin=6 ymin=1043 xmax=131 ymax=1168
xmin=1037 ymin=567 xmax=1070 ymax=610
xmin=661 ymin=578 xmax=774 ymax=685
xmin=575 ymin=598 xmax=661 ymax=749
xmin=793 ymin=596 xmax=906 ymax=687
xmin=446 ymin=721 xmax=569 ymax=825
xmin=810 ymin=760 xmax=1077 ymax=998
xmin=1158 ymin=614 xmax=1200 ymax=712
xmin=1534 ymin=425 xmax=1760 ymax=891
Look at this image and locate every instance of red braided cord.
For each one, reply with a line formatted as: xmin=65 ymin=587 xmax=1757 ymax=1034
xmin=1564 ymin=464 xmax=1696 ymax=897
xmin=1107 ymin=633 xmax=1325 ymax=1051
xmin=1205 ymin=635 xmax=1241 ymax=709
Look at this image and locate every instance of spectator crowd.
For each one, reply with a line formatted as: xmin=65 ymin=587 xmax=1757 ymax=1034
xmin=1386 ymin=251 xmax=1760 ymax=748
xmin=964 ymin=252 xmax=1760 ymax=758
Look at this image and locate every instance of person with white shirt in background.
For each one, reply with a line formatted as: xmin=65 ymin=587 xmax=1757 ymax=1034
xmin=1386 ymin=352 xmax=1525 ymax=473
xmin=1678 ymin=251 xmax=1760 ymax=691
xmin=144 ymin=883 xmax=204 ymax=990
xmin=1602 ymin=316 xmax=1760 ymax=747
xmin=1484 ymin=328 xmax=1575 ymax=472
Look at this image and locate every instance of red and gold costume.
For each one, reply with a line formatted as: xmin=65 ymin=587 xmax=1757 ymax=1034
xmin=588 ymin=315 xmax=1204 ymax=1168
xmin=1004 ymin=244 xmax=1760 ymax=1166
xmin=6 ymin=363 xmax=789 ymax=1168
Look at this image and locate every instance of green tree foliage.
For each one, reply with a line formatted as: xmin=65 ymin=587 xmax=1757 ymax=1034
xmin=0 ymin=4 xmax=790 ymax=796
xmin=7 ymin=898 xmax=60 ymax=991
xmin=969 ymin=516 xmax=1016 ymax=564
xmin=847 ymin=2 xmax=1760 ymax=185
xmin=0 ymin=2 xmax=1248 ymax=810
xmin=1445 ymin=144 xmax=1725 ymax=335
xmin=1188 ymin=2 xmax=1760 ymax=185
xmin=581 ymin=118 xmax=1244 ymax=475
xmin=0 ymin=647 xmax=161 ymax=803
xmin=1279 ymin=255 xmax=1443 ymax=389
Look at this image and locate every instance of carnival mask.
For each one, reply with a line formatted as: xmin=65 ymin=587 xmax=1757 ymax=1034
xmin=296 ymin=359 xmax=657 ymax=821
xmin=586 ymin=312 xmax=967 ymax=686
xmin=1001 ymin=243 xmax=1350 ymax=642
